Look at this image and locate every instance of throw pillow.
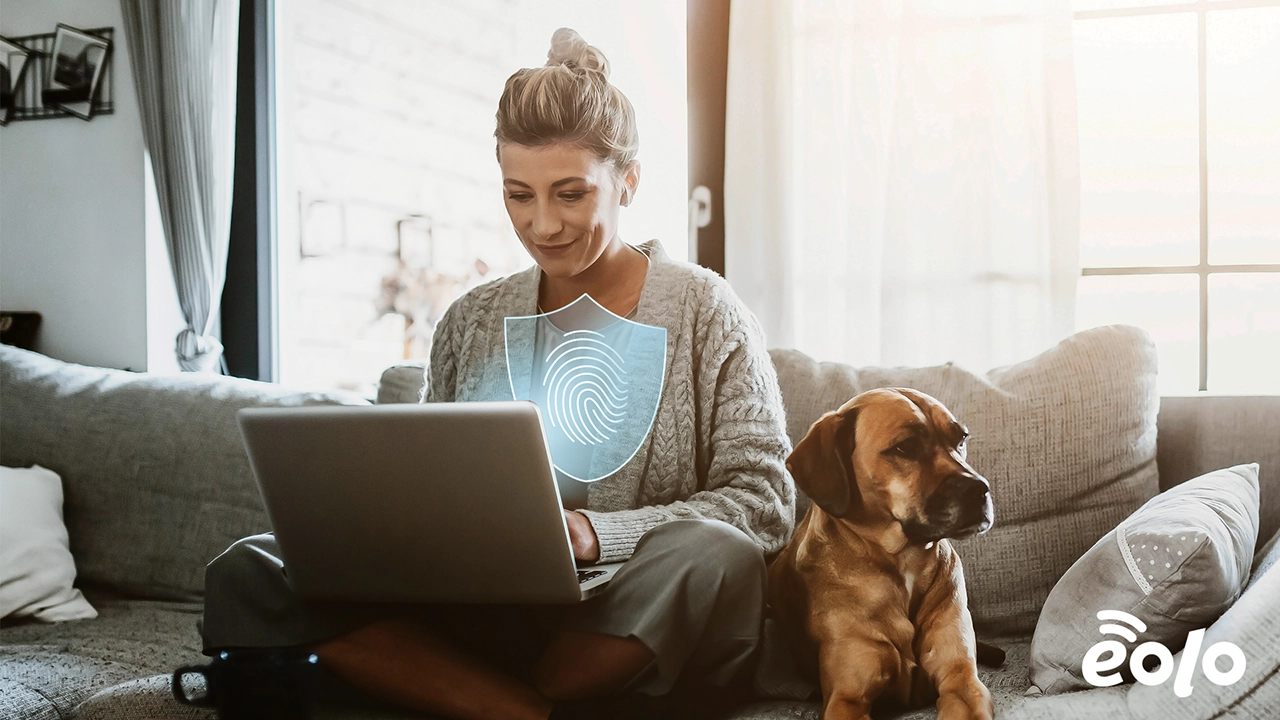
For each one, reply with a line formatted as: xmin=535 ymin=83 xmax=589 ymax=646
xmin=1029 ymin=463 xmax=1260 ymax=695
xmin=0 ymin=344 xmax=369 ymax=601
xmin=769 ymin=324 xmax=1161 ymax=635
xmin=0 ymin=465 xmax=97 ymax=622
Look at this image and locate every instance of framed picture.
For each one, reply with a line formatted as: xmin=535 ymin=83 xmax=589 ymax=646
xmin=44 ymin=24 xmax=111 ymax=120
xmin=0 ymin=36 xmax=33 ymax=126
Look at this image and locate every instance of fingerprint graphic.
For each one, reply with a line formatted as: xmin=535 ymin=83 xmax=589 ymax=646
xmin=542 ymin=329 xmax=630 ymax=445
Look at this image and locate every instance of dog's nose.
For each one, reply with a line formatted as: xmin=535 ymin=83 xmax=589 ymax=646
xmin=942 ymin=474 xmax=990 ymax=504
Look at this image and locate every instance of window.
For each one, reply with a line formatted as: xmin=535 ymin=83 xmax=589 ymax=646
xmin=1073 ymin=0 xmax=1280 ymax=394
xmin=271 ymin=0 xmax=689 ymax=396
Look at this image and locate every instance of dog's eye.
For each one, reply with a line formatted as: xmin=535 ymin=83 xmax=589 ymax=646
xmin=889 ymin=437 xmax=923 ymax=458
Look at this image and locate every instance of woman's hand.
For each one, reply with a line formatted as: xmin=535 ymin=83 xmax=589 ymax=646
xmin=564 ymin=510 xmax=600 ymax=563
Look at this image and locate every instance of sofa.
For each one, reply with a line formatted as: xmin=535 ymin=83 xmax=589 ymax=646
xmin=2 ymin=324 xmax=1278 ymax=720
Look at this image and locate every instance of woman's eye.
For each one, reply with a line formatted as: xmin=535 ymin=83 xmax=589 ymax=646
xmin=507 ymin=193 xmax=532 ymax=202
xmin=559 ymin=193 xmax=584 ymax=202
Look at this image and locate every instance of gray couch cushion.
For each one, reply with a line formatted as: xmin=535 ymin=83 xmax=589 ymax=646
xmin=0 ymin=592 xmax=205 ymax=718
xmin=0 ymin=346 xmax=368 ymax=601
xmin=0 ymin=679 xmax=59 ymax=720
xmin=1157 ymin=395 xmax=1280 ymax=553
xmin=768 ymin=324 xmax=1161 ymax=634
xmin=74 ymin=674 xmax=216 ymax=720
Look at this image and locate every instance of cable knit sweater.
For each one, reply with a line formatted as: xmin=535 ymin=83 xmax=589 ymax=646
xmin=425 ymin=239 xmax=796 ymax=563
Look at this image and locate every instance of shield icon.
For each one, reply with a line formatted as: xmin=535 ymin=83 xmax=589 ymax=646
xmin=504 ymin=294 xmax=667 ymax=485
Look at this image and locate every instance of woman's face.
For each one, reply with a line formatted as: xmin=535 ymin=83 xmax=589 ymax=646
xmin=499 ymin=141 xmax=639 ymax=279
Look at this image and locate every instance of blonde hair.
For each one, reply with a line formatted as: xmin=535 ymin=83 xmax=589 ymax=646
xmin=495 ymin=28 xmax=639 ymax=172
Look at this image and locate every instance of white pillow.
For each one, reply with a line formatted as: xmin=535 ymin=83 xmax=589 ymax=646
xmin=0 ymin=465 xmax=97 ymax=622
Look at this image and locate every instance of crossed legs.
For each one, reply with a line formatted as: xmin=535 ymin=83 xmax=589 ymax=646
xmin=201 ymin=519 xmax=766 ymax=719
xmin=315 ymin=618 xmax=653 ymax=720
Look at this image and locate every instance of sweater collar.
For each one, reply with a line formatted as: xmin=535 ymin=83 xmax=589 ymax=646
xmin=501 ymin=238 xmax=669 ymax=320
xmin=490 ymin=238 xmax=671 ymax=414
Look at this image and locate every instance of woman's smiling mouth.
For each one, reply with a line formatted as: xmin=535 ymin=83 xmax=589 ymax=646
xmin=536 ymin=238 xmax=578 ymax=255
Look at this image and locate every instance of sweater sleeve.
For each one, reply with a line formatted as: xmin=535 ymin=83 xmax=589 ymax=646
xmin=580 ymin=279 xmax=797 ymax=561
xmin=424 ymin=296 xmax=467 ymax=403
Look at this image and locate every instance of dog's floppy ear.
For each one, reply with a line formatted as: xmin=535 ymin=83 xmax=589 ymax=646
xmin=786 ymin=408 xmax=859 ymax=518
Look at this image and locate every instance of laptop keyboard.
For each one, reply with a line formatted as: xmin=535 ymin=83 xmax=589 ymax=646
xmin=577 ymin=570 xmax=606 ymax=584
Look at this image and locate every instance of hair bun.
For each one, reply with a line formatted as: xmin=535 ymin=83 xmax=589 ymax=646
xmin=546 ymin=27 xmax=610 ymax=80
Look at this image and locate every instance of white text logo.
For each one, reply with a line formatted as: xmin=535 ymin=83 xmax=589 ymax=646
xmin=1083 ymin=610 xmax=1246 ymax=697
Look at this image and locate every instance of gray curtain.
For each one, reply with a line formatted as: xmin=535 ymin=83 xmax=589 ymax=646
xmin=121 ymin=0 xmax=240 ymax=372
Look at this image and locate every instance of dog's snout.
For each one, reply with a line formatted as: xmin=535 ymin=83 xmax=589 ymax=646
xmin=943 ymin=474 xmax=989 ymax=504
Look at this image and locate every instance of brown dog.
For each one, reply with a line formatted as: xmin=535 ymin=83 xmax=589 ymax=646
xmin=769 ymin=387 xmax=999 ymax=720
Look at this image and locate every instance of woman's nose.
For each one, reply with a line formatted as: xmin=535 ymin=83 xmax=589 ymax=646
xmin=532 ymin=201 xmax=562 ymax=240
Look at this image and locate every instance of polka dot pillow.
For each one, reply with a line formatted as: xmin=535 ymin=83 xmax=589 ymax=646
xmin=1029 ymin=463 xmax=1260 ymax=695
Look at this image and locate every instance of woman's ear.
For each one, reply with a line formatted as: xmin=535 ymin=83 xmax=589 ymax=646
xmin=620 ymin=161 xmax=641 ymax=206
xmin=786 ymin=409 xmax=860 ymax=518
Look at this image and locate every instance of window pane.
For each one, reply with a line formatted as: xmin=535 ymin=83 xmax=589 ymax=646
xmin=1207 ymin=8 xmax=1280 ymax=265
xmin=1076 ymin=274 xmax=1199 ymax=394
xmin=1075 ymin=15 xmax=1200 ymax=268
xmin=1208 ymin=273 xmax=1280 ymax=394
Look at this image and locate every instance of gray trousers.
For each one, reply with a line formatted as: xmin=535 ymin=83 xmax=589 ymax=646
xmin=201 ymin=519 xmax=766 ymax=695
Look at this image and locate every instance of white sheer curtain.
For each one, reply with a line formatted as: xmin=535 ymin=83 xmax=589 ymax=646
xmin=121 ymin=0 xmax=239 ymax=372
xmin=725 ymin=0 xmax=1080 ymax=371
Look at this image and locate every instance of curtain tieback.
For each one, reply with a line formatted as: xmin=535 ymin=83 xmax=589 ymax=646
xmin=176 ymin=328 xmax=224 ymax=373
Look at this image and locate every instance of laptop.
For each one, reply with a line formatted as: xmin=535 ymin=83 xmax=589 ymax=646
xmin=236 ymin=401 xmax=623 ymax=604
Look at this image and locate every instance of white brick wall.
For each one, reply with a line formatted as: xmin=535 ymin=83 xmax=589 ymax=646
xmin=281 ymin=0 xmax=524 ymax=395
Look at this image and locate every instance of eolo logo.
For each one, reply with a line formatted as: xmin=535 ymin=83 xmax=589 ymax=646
xmin=1083 ymin=610 xmax=1247 ymax=697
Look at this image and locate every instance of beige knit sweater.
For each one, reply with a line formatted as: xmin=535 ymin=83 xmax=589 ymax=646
xmin=425 ymin=239 xmax=796 ymax=563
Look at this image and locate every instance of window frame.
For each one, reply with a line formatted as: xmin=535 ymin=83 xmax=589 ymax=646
xmin=222 ymin=0 xmax=277 ymax=381
xmin=1075 ymin=0 xmax=1280 ymax=391
xmin=687 ymin=0 xmax=731 ymax=276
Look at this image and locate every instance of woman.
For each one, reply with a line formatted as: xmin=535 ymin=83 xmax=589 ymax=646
xmin=201 ymin=28 xmax=794 ymax=720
